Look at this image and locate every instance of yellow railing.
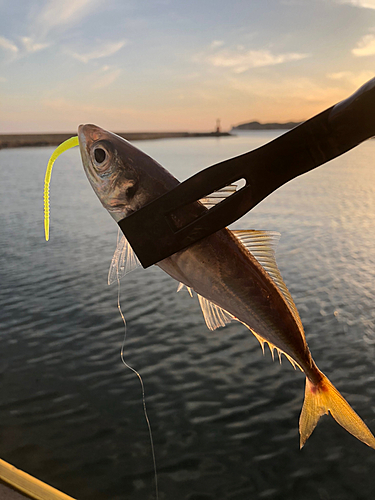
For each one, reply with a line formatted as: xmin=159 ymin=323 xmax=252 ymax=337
xmin=0 ymin=458 xmax=76 ymax=500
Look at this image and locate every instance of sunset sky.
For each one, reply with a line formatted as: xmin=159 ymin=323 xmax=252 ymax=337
xmin=0 ymin=0 xmax=374 ymax=133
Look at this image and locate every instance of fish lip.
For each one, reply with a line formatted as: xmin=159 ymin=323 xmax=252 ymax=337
xmin=78 ymin=124 xmax=99 ymax=183
xmin=78 ymin=125 xmax=86 ymax=150
xmin=78 ymin=124 xmax=89 ymax=172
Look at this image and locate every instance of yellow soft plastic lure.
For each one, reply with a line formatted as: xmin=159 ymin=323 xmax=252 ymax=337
xmin=44 ymin=136 xmax=79 ymax=241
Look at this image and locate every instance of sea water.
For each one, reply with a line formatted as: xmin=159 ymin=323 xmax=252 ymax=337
xmin=1 ymin=131 xmax=375 ymax=499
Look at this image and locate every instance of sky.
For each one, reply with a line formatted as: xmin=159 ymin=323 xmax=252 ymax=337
xmin=0 ymin=0 xmax=374 ymax=133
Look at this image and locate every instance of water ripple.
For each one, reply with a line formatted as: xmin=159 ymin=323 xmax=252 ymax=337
xmin=1 ymin=138 xmax=375 ymax=499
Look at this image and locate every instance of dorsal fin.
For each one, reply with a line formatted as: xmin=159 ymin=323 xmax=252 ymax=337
xmin=108 ymin=229 xmax=142 ymax=285
xmin=197 ymin=294 xmax=234 ymax=331
xmin=232 ymin=230 xmax=303 ymax=330
xmin=199 ymin=184 xmax=237 ymax=209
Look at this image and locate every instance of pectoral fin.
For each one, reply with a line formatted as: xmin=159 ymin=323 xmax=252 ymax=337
xmin=108 ymin=229 xmax=142 ymax=285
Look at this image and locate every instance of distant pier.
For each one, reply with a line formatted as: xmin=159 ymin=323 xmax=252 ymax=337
xmin=0 ymin=131 xmax=232 ymax=150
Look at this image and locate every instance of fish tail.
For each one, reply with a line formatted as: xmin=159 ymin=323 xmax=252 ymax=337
xmin=299 ymin=373 xmax=375 ymax=449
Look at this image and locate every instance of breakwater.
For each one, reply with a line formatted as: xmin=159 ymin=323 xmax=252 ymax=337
xmin=0 ymin=131 xmax=231 ymax=149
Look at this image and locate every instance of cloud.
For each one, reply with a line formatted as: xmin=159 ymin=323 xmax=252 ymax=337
xmin=0 ymin=77 xmax=6 ymax=83
xmin=5 ymin=0 xmax=101 ymax=60
xmin=71 ymin=40 xmax=126 ymax=63
xmin=229 ymin=76 xmax=345 ymax=107
xmin=209 ymin=40 xmax=225 ymax=49
xmin=0 ymin=35 xmax=50 ymax=59
xmin=280 ymin=0 xmax=311 ymax=4
xmin=37 ymin=0 xmax=99 ymax=29
xmin=352 ymin=34 xmax=375 ymax=56
xmin=0 ymin=36 xmax=18 ymax=53
xmin=21 ymin=37 xmax=50 ymax=53
xmin=205 ymin=48 xmax=309 ymax=73
xmin=195 ymin=43 xmax=309 ymax=73
xmin=327 ymin=71 xmax=352 ymax=79
xmin=43 ymin=96 xmax=136 ymax=119
xmin=336 ymin=0 xmax=375 ymax=8
xmin=91 ymin=67 xmax=122 ymax=89
xmin=327 ymin=70 xmax=374 ymax=86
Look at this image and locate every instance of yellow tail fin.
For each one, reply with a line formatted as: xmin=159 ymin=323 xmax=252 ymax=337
xmin=299 ymin=374 xmax=375 ymax=449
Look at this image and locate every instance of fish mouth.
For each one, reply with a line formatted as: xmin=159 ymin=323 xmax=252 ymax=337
xmin=78 ymin=124 xmax=103 ymax=164
xmin=77 ymin=124 xmax=129 ymax=222
xmin=78 ymin=123 xmax=107 ymax=178
xmin=78 ymin=124 xmax=90 ymax=173
xmin=78 ymin=123 xmax=106 ymax=145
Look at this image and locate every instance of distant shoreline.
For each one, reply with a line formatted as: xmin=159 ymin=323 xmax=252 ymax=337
xmin=231 ymin=120 xmax=301 ymax=131
xmin=0 ymin=131 xmax=232 ymax=150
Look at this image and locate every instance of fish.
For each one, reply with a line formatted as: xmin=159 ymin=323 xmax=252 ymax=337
xmin=78 ymin=123 xmax=375 ymax=449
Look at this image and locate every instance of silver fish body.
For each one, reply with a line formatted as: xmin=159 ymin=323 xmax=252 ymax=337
xmin=78 ymin=123 xmax=375 ymax=449
xmin=157 ymin=229 xmax=316 ymax=377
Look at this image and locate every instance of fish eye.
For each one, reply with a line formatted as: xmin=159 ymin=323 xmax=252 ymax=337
xmin=94 ymin=147 xmax=107 ymax=164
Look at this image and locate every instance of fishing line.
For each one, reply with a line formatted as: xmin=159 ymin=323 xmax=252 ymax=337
xmin=43 ymin=136 xmax=159 ymax=495
xmin=43 ymin=136 xmax=79 ymax=241
xmin=116 ymin=277 xmax=159 ymax=500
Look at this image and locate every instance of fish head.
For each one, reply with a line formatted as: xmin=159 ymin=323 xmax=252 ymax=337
xmin=78 ymin=124 xmax=178 ymax=222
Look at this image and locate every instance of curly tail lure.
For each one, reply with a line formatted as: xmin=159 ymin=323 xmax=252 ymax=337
xmin=43 ymin=136 xmax=79 ymax=241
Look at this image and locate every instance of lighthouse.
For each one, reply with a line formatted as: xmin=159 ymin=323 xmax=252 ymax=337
xmin=216 ymin=118 xmax=221 ymax=134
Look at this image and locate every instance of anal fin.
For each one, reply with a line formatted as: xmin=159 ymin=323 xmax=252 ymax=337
xmin=197 ymin=295 xmax=234 ymax=331
xmin=247 ymin=326 xmax=300 ymax=370
xmin=176 ymin=284 xmax=234 ymax=330
xmin=177 ymin=282 xmax=193 ymax=297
